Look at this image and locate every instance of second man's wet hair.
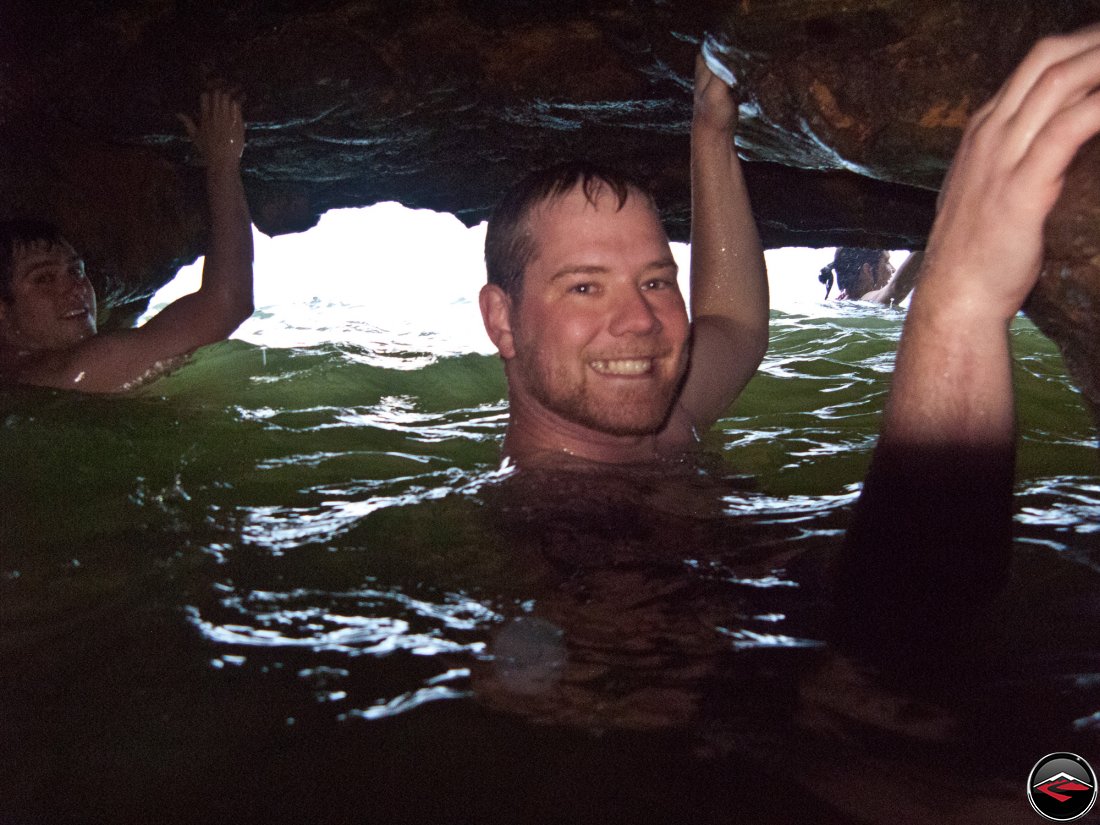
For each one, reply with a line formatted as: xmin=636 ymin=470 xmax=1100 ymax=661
xmin=0 ymin=219 xmax=69 ymax=303
xmin=485 ymin=161 xmax=654 ymax=301
xmin=818 ymin=247 xmax=883 ymax=299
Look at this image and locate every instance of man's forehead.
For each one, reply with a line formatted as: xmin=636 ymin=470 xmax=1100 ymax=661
xmin=526 ymin=182 xmax=667 ymax=248
xmin=522 ymin=185 xmax=671 ymax=276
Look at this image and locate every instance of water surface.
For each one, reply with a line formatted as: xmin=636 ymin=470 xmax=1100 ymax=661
xmin=2 ymin=301 xmax=1097 ymax=824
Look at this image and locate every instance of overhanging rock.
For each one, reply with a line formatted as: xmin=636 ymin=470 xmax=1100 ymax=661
xmin=3 ymin=0 xmax=1100 ymax=420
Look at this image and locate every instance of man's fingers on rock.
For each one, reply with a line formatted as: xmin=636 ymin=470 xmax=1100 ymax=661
xmin=1002 ymin=42 xmax=1100 ymax=143
xmin=994 ymin=26 xmax=1100 ymax=118
xmin=951 ymin=37 xmax=1100 ymax=191
xmin=1017 ymin=88 xmax=1100 ymax=187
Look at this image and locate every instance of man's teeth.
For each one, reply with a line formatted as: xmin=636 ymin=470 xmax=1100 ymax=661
xmin=590 ymin=358 xmax=651 ymax=375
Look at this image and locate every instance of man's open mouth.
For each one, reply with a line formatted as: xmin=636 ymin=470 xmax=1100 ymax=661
xmin=589 ymin=358 xmax=654 ymax=376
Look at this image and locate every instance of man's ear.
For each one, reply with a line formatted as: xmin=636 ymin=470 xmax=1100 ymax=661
xmin=479 ymin=284 xmax=516 ymax=360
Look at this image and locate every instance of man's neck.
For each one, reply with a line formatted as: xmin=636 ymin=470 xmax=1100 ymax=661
xmin=502 ymin=394 xmax=678 ymax=465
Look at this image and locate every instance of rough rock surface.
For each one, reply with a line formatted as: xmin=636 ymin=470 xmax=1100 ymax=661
xmin=3 ymin=0 xmax=1100 ymax=418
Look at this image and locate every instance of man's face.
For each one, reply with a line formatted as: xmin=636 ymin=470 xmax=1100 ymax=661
xmin=872 ymin=252 xmax=895 ymax=289
xmin=850 ymin=252 xmax=893 ymax=299
xmin=505 ymin=183 xmax=690 ymax=437
xmin=0 ymin=240 xmax=97 ymax=352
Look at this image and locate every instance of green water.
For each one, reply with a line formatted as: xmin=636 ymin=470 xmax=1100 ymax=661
xmin=1 ymin=307 xmax=1097 ymax=824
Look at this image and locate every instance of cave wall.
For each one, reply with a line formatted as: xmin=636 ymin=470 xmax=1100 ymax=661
xmin=3 ymin=0 xmax=1100 ymax=417
xmin=2 ymin=1 xmax=944 ymax=312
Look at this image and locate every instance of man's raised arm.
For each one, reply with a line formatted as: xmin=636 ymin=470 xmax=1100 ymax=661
xmin=142 ymin=89 xmax=255 ymax=349
xmin=676 ymin=51 xmax=768 ymax=431
xmin=861 ymin=250 xmax=924 ymax=307
xmin=837 ymin=26 xmax=1100 ymax=653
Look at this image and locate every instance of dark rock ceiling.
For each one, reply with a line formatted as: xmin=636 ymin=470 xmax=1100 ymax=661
xmin=3 ymin=0 xmax=1100 ymax=419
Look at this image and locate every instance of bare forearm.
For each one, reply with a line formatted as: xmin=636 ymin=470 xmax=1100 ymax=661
xmin=675 ymin=54 xmax=770 ymax=430
xmin=882 ymin=291 xmax=1015 ymax=451
xmin=689 ymin=127 xmax=767 ymax=340
xmin=838 ymin=281 xmax=1016 ymax=659
xmin=886 ymin=250 xmax=923 ymax=305
xmin=173 ymin=89 xmax=253 ymax=341
xmin=201 ymin=159 xmax=254 ymax=325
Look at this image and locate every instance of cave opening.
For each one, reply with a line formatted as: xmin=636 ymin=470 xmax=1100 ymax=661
xmin=144 ymin=202 xmax=904 ymax=353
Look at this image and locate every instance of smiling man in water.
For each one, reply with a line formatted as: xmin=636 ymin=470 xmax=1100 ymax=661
xmin=479 ymin=53 xmax=768 ymax=465
xmin=0 ymin=89 xmax=253 ymax=393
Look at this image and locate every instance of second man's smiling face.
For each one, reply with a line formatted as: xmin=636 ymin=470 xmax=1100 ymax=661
xmin=503 ymin=182 xmax=690 ymax=438
xmin=0 ymin=239 xmax=97 ymax=352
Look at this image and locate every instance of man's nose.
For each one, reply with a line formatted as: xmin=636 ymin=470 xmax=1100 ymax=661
xmin=609 ymin=288 xmax=661 ymax=336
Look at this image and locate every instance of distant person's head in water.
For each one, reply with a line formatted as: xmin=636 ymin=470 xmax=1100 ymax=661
xmin=0 ymin=219 xmax=97 ymax=353
xmin=818 ymin=247 xmax=893 ymax=300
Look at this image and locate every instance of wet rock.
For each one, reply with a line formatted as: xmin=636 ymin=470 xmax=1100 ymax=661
xmin=0 ymin=0 xmax=934 ymax=312
xmin=1036 ymin=135 xmax=1100 ymax=426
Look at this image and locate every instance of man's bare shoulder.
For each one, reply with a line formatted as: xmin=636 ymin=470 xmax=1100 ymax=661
xmin=0 ymin=329 xmax=189 ymax=392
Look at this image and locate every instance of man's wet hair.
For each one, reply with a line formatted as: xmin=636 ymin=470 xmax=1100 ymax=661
xmin=485 ymin=161 xmax=655 ymax=300
xmin=818 ymin=247 xmax=883 ymax=299
xmin=0 ymin=219 xmax=68 ymax=303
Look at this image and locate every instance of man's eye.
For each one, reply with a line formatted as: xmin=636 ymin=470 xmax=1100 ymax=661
xmin=643 ymin=278 xmax=673 ymax=291
xmin=569 ymin=283 xmax=594 ymax=294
